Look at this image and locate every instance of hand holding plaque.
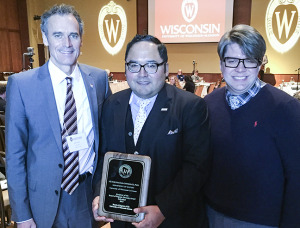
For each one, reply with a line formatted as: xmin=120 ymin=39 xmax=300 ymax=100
xmin=98 ymin=152 xmax=151 ymax=223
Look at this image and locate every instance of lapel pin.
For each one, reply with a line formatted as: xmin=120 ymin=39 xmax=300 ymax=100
xmin=161 ymin=108 xmax=168 ymax=111
xmin=90 ymin=84 xmax=94 ymax=88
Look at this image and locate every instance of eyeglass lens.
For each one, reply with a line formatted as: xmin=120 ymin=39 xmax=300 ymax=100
xmin=127 ymin=62 xmax=163 ymax=73
xmin=224 ymin=58 xmax=259 ymax=68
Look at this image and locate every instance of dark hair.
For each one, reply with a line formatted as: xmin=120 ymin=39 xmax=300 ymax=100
xmin=184 ymin=75 xmax=193 ymax=82
xmin=218 ymin=24 xmax=266 ymax=63
xmin=41 ymin=4 xmax=84 ymax=36
xmin=125 ymin=34 xmax=168 ymax=62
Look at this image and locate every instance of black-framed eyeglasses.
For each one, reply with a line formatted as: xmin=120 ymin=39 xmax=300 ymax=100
xmin=125 ymin=61 xmax=166 ymax=74
xmin=223 ymin=57 xmax=261 ymax=68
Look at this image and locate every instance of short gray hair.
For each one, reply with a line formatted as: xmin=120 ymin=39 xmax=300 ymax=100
xmin=40 ymin=4 xmax=84 ymax=36
xmin=218 ymin=24 xmax=266 ymax=62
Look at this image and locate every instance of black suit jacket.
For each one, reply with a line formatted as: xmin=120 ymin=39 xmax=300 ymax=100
xmin=97 ymin=83 xmax=211 ymax=228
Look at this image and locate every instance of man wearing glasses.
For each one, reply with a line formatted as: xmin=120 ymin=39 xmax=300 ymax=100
xmin=92 ymin=34 xmax=211 ymax=228
xmin=204 ymin=24 xmax=300 ymax=228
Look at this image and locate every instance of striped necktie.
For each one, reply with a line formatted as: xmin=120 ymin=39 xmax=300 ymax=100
xmin=61 ymin=77 xmax=79 ymax=194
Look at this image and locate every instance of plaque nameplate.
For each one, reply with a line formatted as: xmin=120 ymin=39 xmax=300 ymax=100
xmin=98 ymin=152 xmax=151 ymax=223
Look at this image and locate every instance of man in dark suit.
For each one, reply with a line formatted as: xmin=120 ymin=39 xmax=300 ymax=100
xmin=6 ymin=4 xmax=111 ymax=228
xmin=92 ymin=35 xmax=211 ymax=228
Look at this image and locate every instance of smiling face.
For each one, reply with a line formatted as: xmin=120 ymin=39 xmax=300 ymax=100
xmin=220 ymin=43 xmax=261 ymax=95
xmin=125 ymin=41 xmax=168 ymax=99
xmin=42 ymin=14 xmax=82 ymax=75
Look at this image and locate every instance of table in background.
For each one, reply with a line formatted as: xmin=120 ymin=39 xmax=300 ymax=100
xmin=109 ymin=81 xmax=129 ymax=94
xmin=195 ymin=81 xmax=214 ymax=97
xmin=277 ymin=82 xmax=299 ymax=96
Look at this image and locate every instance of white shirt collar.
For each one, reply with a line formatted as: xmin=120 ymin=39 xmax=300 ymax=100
xmin=48 ymin=60 xmax=80 ymax=85
xmin=129 ymin=92 xmax=158 ymax=105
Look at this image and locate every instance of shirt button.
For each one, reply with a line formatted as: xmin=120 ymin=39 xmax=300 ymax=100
xmin=55 ymin=190 xmax=59 ymax=195
xmin=58 ymin=164 xmax=63 ymax=168
xmin=134 ymin=151 xmax=139 ymax=155
xmin=128 ymin=132 xmax=133 ymax=136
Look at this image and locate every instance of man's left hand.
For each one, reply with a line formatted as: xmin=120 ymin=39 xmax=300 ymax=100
xmin=132 ymin=205 xmax=165 ymax=228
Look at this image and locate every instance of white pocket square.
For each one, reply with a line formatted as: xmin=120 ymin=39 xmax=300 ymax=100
xmin=167 ymin=128 xmax=178 ymax=135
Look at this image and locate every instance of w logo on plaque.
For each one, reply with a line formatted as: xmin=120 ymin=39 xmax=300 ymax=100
xmin=265 ymin=0 xmax=300 ymax=53
xmin=119 ymin=164 xmax=132 ymax=178
xmin=181 ymin=0 xmax=198 ymax=23
xmin=98 ymin=1 xmax=127 ymax=55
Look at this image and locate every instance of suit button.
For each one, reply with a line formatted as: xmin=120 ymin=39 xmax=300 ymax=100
xmin=55 ymin=190 xmax=59 ymax=195
xmin=134 ymin=151 xmax=139 ymax=155
xmin=128 ymin=132 xmax=132 ymax=136
xmin=58 ymin=164 xmax=63 ymax=168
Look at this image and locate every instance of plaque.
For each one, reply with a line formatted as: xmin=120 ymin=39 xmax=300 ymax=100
xmin=98 ymin=152 xmax=151 ymax=223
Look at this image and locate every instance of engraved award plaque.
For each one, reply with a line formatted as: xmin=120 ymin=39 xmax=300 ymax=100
xmin=98 ymin=152 xmax=151 ymax=223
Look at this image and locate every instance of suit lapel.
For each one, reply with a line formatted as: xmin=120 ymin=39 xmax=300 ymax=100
xmin=79 ymin=65 xmax=99 ymax=151
xmin=114 ymin=89 xmax=132 ymax=153
xmin=38 ymin=63 xmax=62 ymax=154
xmin=138 ymin=85 xmax=172 ymax=155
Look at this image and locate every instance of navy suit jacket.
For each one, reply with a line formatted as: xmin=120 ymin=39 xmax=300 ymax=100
xmin=5 ymin=62 xmax=111 ymax=227
xmin=98 ymin=84 xmax=211 ymax=228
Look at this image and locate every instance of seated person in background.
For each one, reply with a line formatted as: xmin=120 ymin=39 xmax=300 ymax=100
xmin=169 ymin=76 xmax=176 ymax=86
xmin=183 ymin=75 xmax=195 ymax=93
xmin=191 ymin=70 xmax=200 ymax=82
xmin=105 ymin=69 xmax=113 ymax=81
xmin=259 ymin=55 xmax=268 ymax=81
xmin=169 ymin=75 xmax=182 ymax=88
xmin=204 ymin=24 xmax=300 ymax=228
xmin=177 ymin=69 xmax=185 ymax=81
xmin=0 ymin=85 xmax=6 ymax=111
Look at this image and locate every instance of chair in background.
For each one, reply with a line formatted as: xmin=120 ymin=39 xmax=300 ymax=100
xmin=220 ymin=81 xmax=226 ymax=88
xmin=0 ymin=186 xmax=6 ymax=228
xmin=0 ymin=152 xmax=10 ymax=228
xmin=0 ymin=112 xmax=4 ymax=126
xmin=195 ymin=85 xmax=204 ymax=97
xmin=0 ymin=126 xmax=4 ymax=153
xmin=207 ymin=84 xmax=215 ymax=94
xmin=214 ymin=80 xmax=220 ymax=89
xmin=0 ymin=187 xmax=10 ymax=228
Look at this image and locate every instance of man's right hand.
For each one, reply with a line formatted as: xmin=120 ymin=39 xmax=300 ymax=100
xmin=17 ymin=219 xmax=36 ymax=228
xmin=92 ymin=196 xmax=114 ymax=223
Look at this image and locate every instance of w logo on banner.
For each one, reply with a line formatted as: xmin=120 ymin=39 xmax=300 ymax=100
xmin=181 ymin=0 xmax=198 ymax=23
xmin=274 ymin=7 xmax=297 ymax=41
xmin=98 ymin=1 xmax=127 ymax=55
xmin=266 ymin=0 xmax=300 ymax=53
xmin=105 ymin=19 xmax=120 ymax=43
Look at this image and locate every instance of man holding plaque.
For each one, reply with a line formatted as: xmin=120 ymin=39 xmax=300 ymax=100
xmin=93 ymin=35 xmax=211 ymax=227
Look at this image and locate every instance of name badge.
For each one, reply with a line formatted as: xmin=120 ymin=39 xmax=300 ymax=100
xmin=66 ymin=133 xmax=89 ymax=152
